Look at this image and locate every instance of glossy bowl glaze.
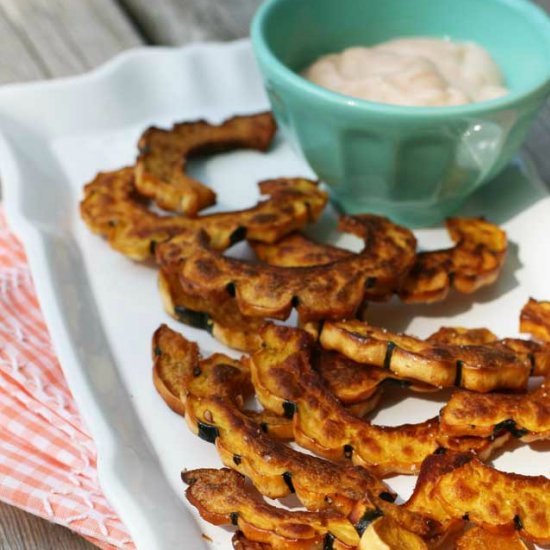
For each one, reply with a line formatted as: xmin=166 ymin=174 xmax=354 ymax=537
xmin=251 ymin=0 xmax=550 ymax=226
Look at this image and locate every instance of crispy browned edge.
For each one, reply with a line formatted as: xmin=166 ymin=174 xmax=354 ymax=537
xmin=152 ymin=324 xmax=200 ymax=415
xmin=521 ymin=298 xmax=550 ymax=343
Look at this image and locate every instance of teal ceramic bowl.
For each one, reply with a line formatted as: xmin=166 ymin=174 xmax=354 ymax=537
xmin=251 ymin=0 xmax=550 ymax=226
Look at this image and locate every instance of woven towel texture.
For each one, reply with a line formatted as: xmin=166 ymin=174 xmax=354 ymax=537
xmin=0 ymin=213 xmax=134 ymax=549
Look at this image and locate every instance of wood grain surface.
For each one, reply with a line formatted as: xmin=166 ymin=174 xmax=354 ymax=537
xmin=0 ymin=503 xmax=94 ymax=550
xmin=0 ymin=0 xmax=142 ymax=83
xmin=119 ymin=0 xmax=261 ymax=44
xmin=0 ymin=0 xmax=549 ymax=549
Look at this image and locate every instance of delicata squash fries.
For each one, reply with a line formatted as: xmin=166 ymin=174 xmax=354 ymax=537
xmin=250 ymin=324 xmax=505 ymax=476
xmin=153 ymin=325 xmax=442 ymax=542
xmin=454 ymin=526 xmax=529 ymax=550
xmin=79 ymin=111 xmax=547 ymax=548
xmin=521 ymin=298 xmax=550 ymax=343
xmin=159 ymin=214 xmax=417 ymax=323
xmin=252 ymin=217 xmax=507 ymax=304
xmin=183 ymin=468 xmax=362 ymax=550
xmin=152 ymin=324 xmax=293 ymax=440
xmin=81 ymin=169 xmax=326 ymax=261
xmin=183 ymin=469 xmax=435 ymax=550
xmin=433 ymin=456 xmax=550 ymax=545
xmin=136 ymin=112 xmax=276 ymax=215
xmin=154 ymin=325 xmax=550 ymax=549
xmin=440 ymin=374 xmax=550 ymax=439
xmin=319 ymin=319 xmax=549 ymax=392
xmin=153 ymin=326 xmax=393 ymax=510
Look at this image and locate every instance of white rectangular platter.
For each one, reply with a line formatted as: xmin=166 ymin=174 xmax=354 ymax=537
xmin=0 ymin=41 xmax=549 ymax=550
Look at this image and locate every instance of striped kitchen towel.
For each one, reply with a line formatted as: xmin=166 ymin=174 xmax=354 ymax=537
xmin=0 ymin=210 xmax=134 ymax=549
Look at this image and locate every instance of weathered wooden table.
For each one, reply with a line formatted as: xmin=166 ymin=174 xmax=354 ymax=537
xmin=0 ymin=1 xmax=549 ymax=548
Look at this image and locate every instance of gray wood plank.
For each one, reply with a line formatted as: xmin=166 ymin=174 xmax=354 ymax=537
xmin=525 ymin=1 xmax=550 ymax=185
xmin=0 ymin=501 xmax=95 ymax=550
xmin=0 ymin=9 xmax=49 ymax=83
xmin=0 ymin=0 xmax=143 ymax=81
xmin=119 ymin=0 xmax=262 ymax=44
xmin=526 ymin=104 xmax=550 ymax=187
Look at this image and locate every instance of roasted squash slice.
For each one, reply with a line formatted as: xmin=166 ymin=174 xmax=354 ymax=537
xmin=521 ymin=298 xmax=550 ymax=343
xmin=440 ymin=374 xmax=550 ymax=439
xmin=135 ymin=112 xmax=276 ymax=215
xmin=81 ymin=169 xmax=326 ymax=261
xmin=434 ymin=458 xmax=550 ymax=545
xmin=253 ymin=217 xmax=507 ymax=304
xmin=161 ymin=215 xmax=416 ymax=323
xmin=320 ymin=320 xmax=537 ymax=392
xmin=189 ymin=396 xmax=393 ymax=514
xmin=183 ymin=468 xmax=360 ymax=549
xmin=404 ymin=451 xmax=473 ymax=534
xmin=400 ymin=217 xmax=507 ymax=303
xmin=183 ymin=467 xmax=444 ymax=550
xmin=455 ymin=526 xmax=529 ymax=550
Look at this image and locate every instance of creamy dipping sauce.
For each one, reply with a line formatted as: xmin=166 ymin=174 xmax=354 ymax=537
xmin=303 ymin=38 xmax=508 ymax=107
